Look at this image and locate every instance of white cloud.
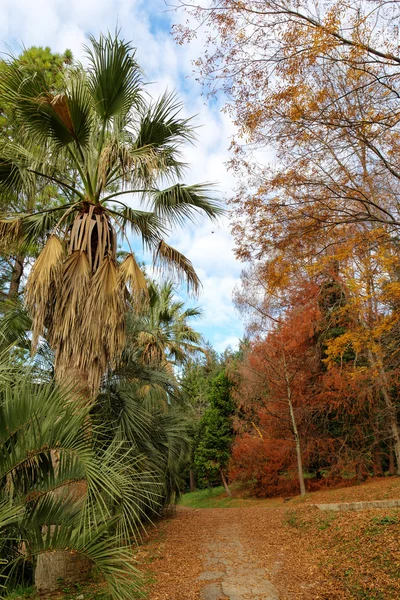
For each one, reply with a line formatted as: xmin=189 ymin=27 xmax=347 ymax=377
xmin=213 ymin=335 xmax=240 ymax=354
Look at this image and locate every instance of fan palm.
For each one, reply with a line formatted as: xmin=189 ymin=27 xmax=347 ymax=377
xmin=0 ymin=47 xmax=73 ymax=300
xmin=0 ymin=33 xmax=222 ymax=394
xmin=132 ymin=280 xmax=204 ymax=367
xmin=0 ymin=356 xmax=163 ymax=599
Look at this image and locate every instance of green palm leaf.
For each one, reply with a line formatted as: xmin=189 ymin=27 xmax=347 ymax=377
xmin=86 ymin=33 xmax=143 ymax=121
xmin=150 ymin=183 xmax=223 ymax=226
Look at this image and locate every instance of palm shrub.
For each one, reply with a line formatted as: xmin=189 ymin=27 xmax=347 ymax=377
xmin=96 ymin=318 xmax=193 ymax=507
xmin=0 ymin=32 xmax=222 ymax=394
xmin=0 ymin=355 xmax=162 ymax=598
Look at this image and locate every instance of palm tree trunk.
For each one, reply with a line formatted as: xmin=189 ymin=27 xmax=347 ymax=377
xmin=35 ymin=365 xmax=93 ymax=593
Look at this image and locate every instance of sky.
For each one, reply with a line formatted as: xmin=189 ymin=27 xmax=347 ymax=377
xmin=0 ymin=0 xmax=244 ymax=353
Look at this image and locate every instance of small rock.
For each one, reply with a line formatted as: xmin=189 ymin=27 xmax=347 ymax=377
xmin=76 ymin=595 xmax=84 ymax=599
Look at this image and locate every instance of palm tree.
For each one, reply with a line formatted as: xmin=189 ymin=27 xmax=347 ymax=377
xmin=133 ymin=280 xmax=204 ymax=367
xmin=0 ymin=33 xmax=222 ymax=394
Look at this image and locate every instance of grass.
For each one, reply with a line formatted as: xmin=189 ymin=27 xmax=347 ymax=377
xmin=179 ymin=486 xmax=282 ymax=509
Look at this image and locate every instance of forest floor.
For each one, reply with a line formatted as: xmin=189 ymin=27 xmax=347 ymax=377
xmin=140 ymin=477 xmax=400 ymax=600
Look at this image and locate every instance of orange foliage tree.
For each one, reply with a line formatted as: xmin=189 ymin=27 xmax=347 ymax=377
xmin=176 ymin=0 xmax=400 ymax=482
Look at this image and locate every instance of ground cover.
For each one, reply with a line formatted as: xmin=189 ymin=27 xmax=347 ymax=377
xmin=8 ymin=478 xmax=400 ymax=599
xmin=145 ymin=477 xmax=400 ymax=600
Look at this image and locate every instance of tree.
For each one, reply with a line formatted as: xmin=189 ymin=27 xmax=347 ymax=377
xmin=175 ymin=1 xmax=400 ymax=261
xmin=0 ymin=33 xmax=222 ymax=396
xmin=179 ymin=347 xmax=221 ymax=491
xmin=0 ymin=356 xmax=158 ymax=599
xmin=194 ymin=371 xmax=234 ymax=494
xmin=0 ymin=46 xmax=72 ymax=301
xmin=132 ymin=280 xmax=204 ymax=367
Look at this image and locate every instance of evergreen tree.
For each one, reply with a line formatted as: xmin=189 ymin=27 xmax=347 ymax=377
xmin=194 ymin=371 xmax=234 ymax=493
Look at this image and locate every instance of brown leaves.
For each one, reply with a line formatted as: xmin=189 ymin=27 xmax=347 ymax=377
xmin=119 ymin=253 xmax=148 ymax=306
xmin=49 ymin=94 xmax=74 ymax=134
xmin=154 ymin=240 xmax=200 ymax=295
xmin=25 ymin=234 xmax=64 ymax=352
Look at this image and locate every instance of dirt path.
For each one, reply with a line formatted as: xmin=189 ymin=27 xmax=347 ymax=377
xmin=144 ymin=507 xmax=315 ymax=600
xmin=198 ymin=515 xmax=280 ymax=600
xmin=143 ymin=479 xmax=400 ymax=600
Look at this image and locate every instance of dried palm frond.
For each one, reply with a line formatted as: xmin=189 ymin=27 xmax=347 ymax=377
xmin=119 ymin=144 xmax=160 ymax=186
xmin=25 ymin=235 xmax=64 ymax=352
xmin=50 ymin=251 xmax=91 ymax=375
xmin=118 ymin=253 xmax=147 ymax=307
xmin=0 ymin=217 xmax=23 ymax=253
xmin=69 ymin=207 xmax=116 ymax=270
xmin=153 ymin=240 xmax=200 ymax=295
xmin=49 ymin=94 xmax=74 ymax=134
xmin=81 ymin=256 xmax=126 ymax=391
xmin=98 ymin=138 xmax=119 ymax=190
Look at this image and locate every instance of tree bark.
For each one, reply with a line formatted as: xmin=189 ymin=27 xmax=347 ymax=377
xmin=389 ymin=444 xmax=396 ymax=476
xmin=372 ymin=446 xmax=383 ymax=476
xmin=35 ymin=551 xmax=92 ymax=593
xmin=367 ymin=350 xmax=400 ymax=475
xmin=8 ymin=255 xmax=24 ymax=300
xmin=220 ymin=469 xmax=232 ymax=497
xmin=189 ymin=469 xmax=196 ymax=493
xmin=283 ymin=358 xmax=306 ymax=496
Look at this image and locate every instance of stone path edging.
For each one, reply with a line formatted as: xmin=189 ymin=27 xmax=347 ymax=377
xmin=315 ymin=498 xmax=400 ymax=511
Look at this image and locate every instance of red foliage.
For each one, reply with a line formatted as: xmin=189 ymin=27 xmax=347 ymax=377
xmin=229 ymin=433 xmax=298 ymax=497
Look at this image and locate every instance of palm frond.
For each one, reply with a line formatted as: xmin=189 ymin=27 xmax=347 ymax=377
xmin=25 ymin=235 xmax=64 ymax=352
xmin=0 ymin=367 xmax=164 ymax=599
xmin=107 ymin=205 xmax=165 ymax=250
xmin=85 ymin=33 xmax=143 ymax=121
xmin=153 ymin=240 xmax=201 ymax=294
xmin=118 ymin=253 xmax=147 ymax=305
xmin=135 ymin=91 xmax=194 ymax=148
xmin=149 ymin=183 xmax=223 ymax=227
xmin=0 ymin=158 xmax=24 ymax=195
xmin=80 ymin=256 xmax=126 ymax=391
xmin=0 ymin=63 xmax=93 ymax=150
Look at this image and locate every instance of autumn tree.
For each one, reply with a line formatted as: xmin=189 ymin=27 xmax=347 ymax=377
xmin=176 ymin=1 xmax=400 ymax=237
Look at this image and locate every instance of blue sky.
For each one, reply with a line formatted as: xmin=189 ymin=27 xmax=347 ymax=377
xmin=1 ymin=0 xmax=244 ymax=352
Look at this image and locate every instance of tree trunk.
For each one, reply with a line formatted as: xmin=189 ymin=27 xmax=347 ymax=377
xmin=220 ymin=469 xmax=232 ymax=497
xmin=8 ymin=255 xmax=24 ymax=300
xmin=381 ymin=387 xmax=400 ymax=475
xmin=189 ymin=469 xmax=196 ymax=493
xmin=372 ymin=446 xmax=383 ymax=477
xmin=35 ymin=551 xmax=92 ymax=593
xmin=365 ymin=349 xmax=400 ymax=475
xmin=34 ymin=366 xmax=93 ymax=593
xmin=284 ymin=364 xmax=306 ymax=496
xmin=389 ymin=443 xmax=396 ymax=476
